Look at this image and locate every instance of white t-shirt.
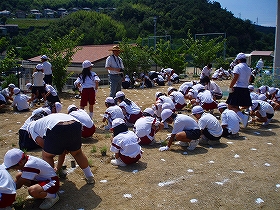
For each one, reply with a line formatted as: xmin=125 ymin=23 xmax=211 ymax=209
xmin=32 ymin=71 xmax=45 ymax=86
xmin=1 ymin=88 xmax=10 ymax=97
xmin=42 ymin=61 xmax=52 ymax=75
xmin=105 ymin=55 xmax=124 ymax=75
xmin=104 ymin=105 xmax=125 ymax=124
xmin=198 ymin=113 xmax=223 ymax=137
xmin=75 ymin=72 xmax=100 ymax=89
xmin=69 ymin=109 xmax=94 ymax=128
xmin=232 ymin=63 xmax=251 ymax=88
xmin=11 ymin=93 xmax=30 ymax=111
xmin=256 ymin=100 xmax=274 ymax=116
xmin=200 ymin=66 xmax=212 ymax=79
xmin=250 ymin=92 xmax=259 ymax=100
xmin=172 ymin=114 xmax=199 ymax=134
xmin=119 ymin=100 xmax=141 ymax=115
xmin=179 ymin=82 xmax=193 ymax=94
xmin=169 ymin=91 xmax=186 ymax=105
xmin=21 ymin=155 xmax=57 ymax=181
xmin=196 ymin=90 xmax=214 ymax=104
xmin=45 ymin=84 xmax=57 ymax=96
xmin=0 ymin=164 xmax=16 ymax=195
xmin=134 ymin=116 xmax=159 ymax=138
xmin=221 ymin=109 xmax=240 ymax=134
xmin=206 ymin=81 xmax=222 ymax=94
xmin=0 ymin=93 xmax=6 ymax=102
xmin=157 ymin=96 xmax=175 ymax=110
xmin=110 ymin=130 xmax=141 ymax=158
xmin=28 ymin=113 xmax=80 ymax=140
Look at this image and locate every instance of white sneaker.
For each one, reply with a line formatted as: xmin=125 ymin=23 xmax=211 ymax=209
xmin=111 ymin=158 xmax=127 ymax=166
xmin=29 ymin=102 xmax=34 ymax=108
xmin=187 ymin=139 xmax=199 ymax=150
xmin=86 ymin=176 xmax=95 ymax=185
xmin=175 ymin=141 xmax=189 ymax=147
xmin=39 ymin=194 xmax=59 ymax=209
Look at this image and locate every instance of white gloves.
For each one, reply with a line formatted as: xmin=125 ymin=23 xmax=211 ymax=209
xmin=159 ymin=146 xmax=169 ymax=152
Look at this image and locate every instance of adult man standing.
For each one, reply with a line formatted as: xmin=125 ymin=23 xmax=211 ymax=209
xmin=105 ymin=45 xmax=124 ymax=98
xmin=41 ymin=55 xmax=53 ymax=85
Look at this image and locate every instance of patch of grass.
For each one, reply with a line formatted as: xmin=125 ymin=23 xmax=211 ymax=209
xmin=105 ymin=133 xmax=111 ymax=138
xmin=90 ymin=146 xmax=97 ymax=153
xmin=88 ymin=159 xmax=93 ymax=167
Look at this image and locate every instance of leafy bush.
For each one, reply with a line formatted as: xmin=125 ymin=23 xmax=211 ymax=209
xmin=1 ymin=74 xmax=18 ymax=89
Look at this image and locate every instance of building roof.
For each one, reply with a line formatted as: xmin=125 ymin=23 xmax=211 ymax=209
xmin=28 ymin=44 xmax=116 ymax=63
xmin=250 ymin=51 xmax=274 ymax=57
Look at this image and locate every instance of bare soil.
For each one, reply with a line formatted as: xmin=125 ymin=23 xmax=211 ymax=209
xmin=0 ymin=79 xmax=280 ymax=210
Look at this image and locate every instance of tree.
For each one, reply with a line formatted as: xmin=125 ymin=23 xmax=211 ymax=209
xmin=151 ymin=39 xmax=186 ymax=74
xmin=119 ymin=38 xmax=153 ymax=76
xmin=41 ymin=30 xmax=83 ymax=93
xmin=0 ymin=47 xmax=20 ymax=73
xmin=183 ymin=30 xmax=226 ymax=74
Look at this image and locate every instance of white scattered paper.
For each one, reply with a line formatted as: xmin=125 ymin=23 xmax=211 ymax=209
xmin=276 ymin=184 xmax=280 ymax=188
xmin=161 ymin=159 xmax=166 ymax=162
xmin=215 ymin=179 xmax=229 ymax=185
xmin=132 ymin=170 xmax=138 ymax=173
xmin=255 ymin=198 xmax=264 ymax=204
xmin=123 ymin=194 xmax=132 ymax=198
xmin=190 ymin=199 xmax=198 ymax=203
xmin=100 ymin=180 xmax=108 ymax=183
xmin=158 ymin=180 xmax=175 ymax=187
xmin=234 ymin=154 xmax=240 ymax=158
xmin=250 ymin=148 xmax=257 ymax=151
xmin=187 ymin=169 xmax=194 ymax=173
xmin=227 ymin=141 xmax=234 ymax=144
xmin=232 ymin=170 xmax=245 ymax=174
xmin=209 ymin=160 xmax=215 ymax=163
xmin=267 ymin=142 xmax=273 ymax=145
xmin=182 ymin=152 xmax=188 ymax=155
xmin=264 ymin=163 xmax=271 ymax=166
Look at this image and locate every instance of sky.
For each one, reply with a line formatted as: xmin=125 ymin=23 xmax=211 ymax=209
xmin=214 ymin=0 xmax=277 ymax=27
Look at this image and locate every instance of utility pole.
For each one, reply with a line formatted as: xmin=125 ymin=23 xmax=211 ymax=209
xmin=273 ymin=0 xmax=280 ymax=81
xmin=153 ymin=16 xmax=157 ymax=50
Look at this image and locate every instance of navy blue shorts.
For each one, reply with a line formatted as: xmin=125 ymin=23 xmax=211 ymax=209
xmin=44 ymin=121 xmax=82 ymax=154
xmin=184 ymin=129 xmax=201 ymax=140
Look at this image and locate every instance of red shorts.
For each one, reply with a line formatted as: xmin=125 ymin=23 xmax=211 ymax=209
xmin=127 ymin=112 xmax=143 ymax=124
xmin=80 ymin=88 xmax=96 ymax=107
xmin=138 ymin=128 xmax=155 ymax=145
xmin=33 ymin=176 xmax=60 ymax=194
xmin=202 ymin=101 xmax=217 ymax=111
xmin=175 ymin=103 xmax=186 ymax=110
xmin=0 ymin=193 xmax=16 ymax=208
xmin=82 ymin=124 xmax=96 ymax=138
xmin=119 ymin=153 xmax=142 ymax=165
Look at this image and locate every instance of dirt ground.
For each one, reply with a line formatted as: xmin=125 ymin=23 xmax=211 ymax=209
xmin=1 ymin=78 xmax=280 ymax=210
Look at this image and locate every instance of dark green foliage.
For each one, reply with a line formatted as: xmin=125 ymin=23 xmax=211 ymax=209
xmin=0 ymin=0 xmax=275 ymax=62
xmin=40 ymin=30 xmax=83 ymax=93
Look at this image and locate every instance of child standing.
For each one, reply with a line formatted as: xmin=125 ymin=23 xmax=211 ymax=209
xmin=31 ymin=64 xmax=46 ymax=106
xmin=74 ymin=60 xmax=100 ymax=118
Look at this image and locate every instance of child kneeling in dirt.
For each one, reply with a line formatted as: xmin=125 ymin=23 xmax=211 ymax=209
xmin=110 ymin=118 xmax=142 ymax=166
xmin=3 ymin=148 xmax=60 ymax=209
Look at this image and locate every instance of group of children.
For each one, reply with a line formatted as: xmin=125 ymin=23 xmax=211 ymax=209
xmin=1 ymin=54 xmax=278 ymax=209
xmin=121 ymin=68 xmax=180 ymax=89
